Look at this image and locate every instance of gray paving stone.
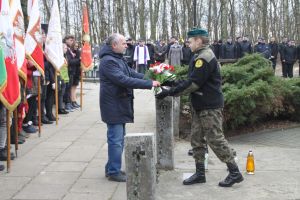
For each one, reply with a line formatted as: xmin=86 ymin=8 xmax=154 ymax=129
xmin=43 ymin=162 xmax=88 ymax=172
xmin=13 ymin=184 xmax=71 ymax=200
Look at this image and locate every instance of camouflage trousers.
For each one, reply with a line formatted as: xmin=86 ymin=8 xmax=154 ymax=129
xmin=191 ymin=108 xmax=235 ymax=164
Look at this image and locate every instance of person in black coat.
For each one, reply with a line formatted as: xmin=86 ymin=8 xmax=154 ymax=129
xmin=240 ymin=36 xmax=252 ymax=57
xmin=269 ymin=37 xmax=279 ymax=71
xmin=154 ymin=40 xmax=167 ymax=63
xmin=221 ymin=38 xmax=236 ymax=59
xmin=297 ymin=44 xmax=300 ymax=76
xmin=146 ymin=39 xmax=155 ymax=67
xmin=254 ymin=37 xmax=271 ymax=59
xmin=99 ymin=33 xmax=160 ymax=182
xmin=181 ymin=41 xmax=193 ymax=65
xmin=64 ymin=35 xmax=81 ymax=111
xmin=282 ymin=40 xmax=297 ymax=78
xmin=279 ymin=37 xmax=288 ymax=76
xmin=124 ymin=38 xmax=135 ymax=68
xmin=211 ymin=40 xmax=220 ymax=59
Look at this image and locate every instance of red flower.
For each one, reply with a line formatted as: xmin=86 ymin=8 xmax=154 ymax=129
xmin=169 ymin=65 xmax=175 ymax=71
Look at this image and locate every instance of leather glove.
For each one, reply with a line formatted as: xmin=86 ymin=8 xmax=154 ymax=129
xmin=161 ymin=80 xmax=176 ymax=87
xmin=155 ymin=87 xmax=174 ymax=99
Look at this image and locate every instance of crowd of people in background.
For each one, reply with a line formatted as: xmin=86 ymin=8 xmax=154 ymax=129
xmin=0 ymin=25 xmax=82 ymax=171
xmin=121 ymin=35 xmax=300 ymax=78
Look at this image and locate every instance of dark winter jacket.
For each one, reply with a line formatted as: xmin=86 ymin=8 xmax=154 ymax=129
xmin=124 ymin=43 xmax=135 ymax=67
xmin=254 ymin=43 xmax=271 ymax=59
xmin=99 ymin=45 xmax=152 ymax=124
xmin=279 ymin=42 xmax=288 ymax=60
xmin=211 ymin=43 xmax=221 ymax=59
xmin=65 ymin=48 xmax=80 ymax=75
xmin=269 ymin=42 xmax=279 ymax=60
xmin=146 ymin=43 xmax=155 ymax=61
xmin=297 ymin=45 xmax=300 ymax=60
xmin=239 ymin=41 xmax=252 ymax=57
xmin=282 ymin=45 xmax=297 ymax=64
xmin=181 ymin=46 xmax=193 ymax=65
xmin=221 ymin=42 xmax=236 ymax=59
xmin=154 ymin=44 xmax=167 ymax=62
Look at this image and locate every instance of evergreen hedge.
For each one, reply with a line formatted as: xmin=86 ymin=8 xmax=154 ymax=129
xmin=175 ymin=54 xmax=300 ymax=130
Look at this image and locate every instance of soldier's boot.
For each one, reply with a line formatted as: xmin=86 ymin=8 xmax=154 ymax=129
xmin=219 ymin=162 xmax=244 ymax=187
xmin=183 ymin=163 xmax=206 ymax=185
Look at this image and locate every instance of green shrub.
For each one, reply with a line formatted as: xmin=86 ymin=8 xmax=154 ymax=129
xmin=176 ymin=54 xmax=300 ymax=131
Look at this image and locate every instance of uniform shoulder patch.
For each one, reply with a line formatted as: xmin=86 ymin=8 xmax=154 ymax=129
xmin=195 ymin=48 xmax=215 ymax=63
xmin=195 ymin=59 xmax=203 ymax=68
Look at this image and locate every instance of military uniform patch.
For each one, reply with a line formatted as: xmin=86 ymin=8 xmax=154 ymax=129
xmin=195 ymin=59 xmax=203 ymax=68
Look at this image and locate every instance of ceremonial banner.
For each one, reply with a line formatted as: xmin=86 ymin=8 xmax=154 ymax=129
xmin=24 ymin=0 xmax=44 ymax=76
xmin=10 ymin=0 xmax=27 ymax=81
xmin=0 ymin=45 xmax=7 ymax=93
xmin=80 ymin=3 xmax=93 ymax=71
xmin=44 ymin=0 xmax=64 ymax=71
xmin=0 ymin=0 xmax=21 ymax=111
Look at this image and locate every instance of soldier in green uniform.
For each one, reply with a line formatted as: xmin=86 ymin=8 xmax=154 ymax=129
xmin=156 ymin=28 xmax=243 ymax=187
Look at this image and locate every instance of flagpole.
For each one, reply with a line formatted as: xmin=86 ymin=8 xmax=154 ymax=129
xmin=38 ymin=77 xmax=41 ymax=136
xmin=13 ymin=110 xmax=18 ymax=158
xmin=55 ymin=70 xmax=58 ymax=125
xmin=80 ymin=70 xmax=83 ymax=111
xmin=6 ymin=109 xmax=11 ymax=173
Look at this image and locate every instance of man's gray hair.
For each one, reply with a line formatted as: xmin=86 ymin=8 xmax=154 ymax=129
xmin=106 ymin=33 xmax=123 ymax=46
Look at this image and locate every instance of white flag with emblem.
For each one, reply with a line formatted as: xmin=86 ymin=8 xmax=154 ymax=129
xmin=10 ymin=0 xmax=27 ymax=81
xmin=44 ymin=0 xmax=64 ymax=70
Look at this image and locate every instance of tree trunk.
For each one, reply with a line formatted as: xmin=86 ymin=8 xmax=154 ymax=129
xmin=220 ymin=0 xmax=228 ymax=39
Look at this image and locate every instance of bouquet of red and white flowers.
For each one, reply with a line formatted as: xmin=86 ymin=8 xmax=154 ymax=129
xmin=145 ymin=62 xmax=176 ymax=83
xmin=144 ymin=62 xmax=177 ymax=94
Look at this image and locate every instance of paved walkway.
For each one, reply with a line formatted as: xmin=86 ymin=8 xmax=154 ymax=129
xmin=0 ymin=82 xmax=300 ymax=200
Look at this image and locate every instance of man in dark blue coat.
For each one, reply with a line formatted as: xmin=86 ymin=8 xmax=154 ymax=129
xmin=221 ymin=37 xmax=236 ymax=59
xmin=99 ymin=33 xmax=160 ymax=182
xmin=282 ymin=40 xmax=297 ymax=78
xmin=254 ymin=37 xmax=271 ymax=59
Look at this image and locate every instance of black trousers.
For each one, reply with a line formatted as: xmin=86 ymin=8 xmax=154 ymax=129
xmin=284 ymin=63 xmax=294 ymax=78
xmin=58 ymin=79 xmax=66 ymax=110
xmin=23 ymin=96 xmax=37 ymax=124
xmin=45 ymin=84 xmax=55 ymax=117
xmin=41 ymin=85 xmax=47 ymax=118
xmin=271 ymin=59 xmax=276 ymax=71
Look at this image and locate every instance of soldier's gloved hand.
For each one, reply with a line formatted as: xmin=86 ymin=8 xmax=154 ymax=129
xmin=155 ymin=90 xmax=170 ymax=99
xmin=155 ymin=87 xmax=175 ymax=99
xmin=161 ymin=80 xmax=176 ymax=87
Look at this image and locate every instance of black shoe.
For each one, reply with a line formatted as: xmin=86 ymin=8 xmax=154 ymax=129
xmin=72 ymin=102 xmax=80 ymax=108
xmin=0 ymin=148 xmax=16 ymax=161
xmin=219 ymin=162 xmax=244 ymax=187
xmin=59 ymin=109 xmax=69 ymax=114
xmin=46 ymin=115 xmax=56 ymax=121
xmin=107 ymin=173 xmax=127 ymax=182
xmin=188 ymin=149 xmax=193 ymax=156
xmin=42 ymin=117 xmax=53 ymax=124
xmin=105 ymin=170 xmax=126 ymax=178
xmin=183 ymin=163 xmax=206 ymax=185
xmin=0 ymin=164 xmax=4 ymax=171
xmin=11 ymin=137 xmax=26 ymax=144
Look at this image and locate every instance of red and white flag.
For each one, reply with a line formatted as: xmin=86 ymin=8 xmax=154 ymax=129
xmin=24 ymin=0 xmax=44 ymax=76
xmin=10 ymin=0 xmax=27 ymax=81
xmin=0 ymin=0 xmax=21 ymax=111
xmin=44 ymin=0 xmax=64 ymax=71
xmin=80 ymin=3 xmax=93 ymax=71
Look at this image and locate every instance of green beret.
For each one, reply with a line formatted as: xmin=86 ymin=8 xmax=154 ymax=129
xmin=187 ymin=27 xmax=208 ymax=38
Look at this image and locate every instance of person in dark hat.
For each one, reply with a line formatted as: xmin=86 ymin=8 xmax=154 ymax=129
xmin=156 ymin=27 xmax=243 ymax=187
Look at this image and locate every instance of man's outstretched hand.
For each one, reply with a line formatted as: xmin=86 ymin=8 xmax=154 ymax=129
xmin=152 ymin=81 xmax=161 ymax=87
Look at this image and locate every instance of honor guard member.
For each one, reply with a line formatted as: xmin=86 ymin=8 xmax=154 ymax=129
xmin=156 ymin=28 xmax=244 ymax=187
